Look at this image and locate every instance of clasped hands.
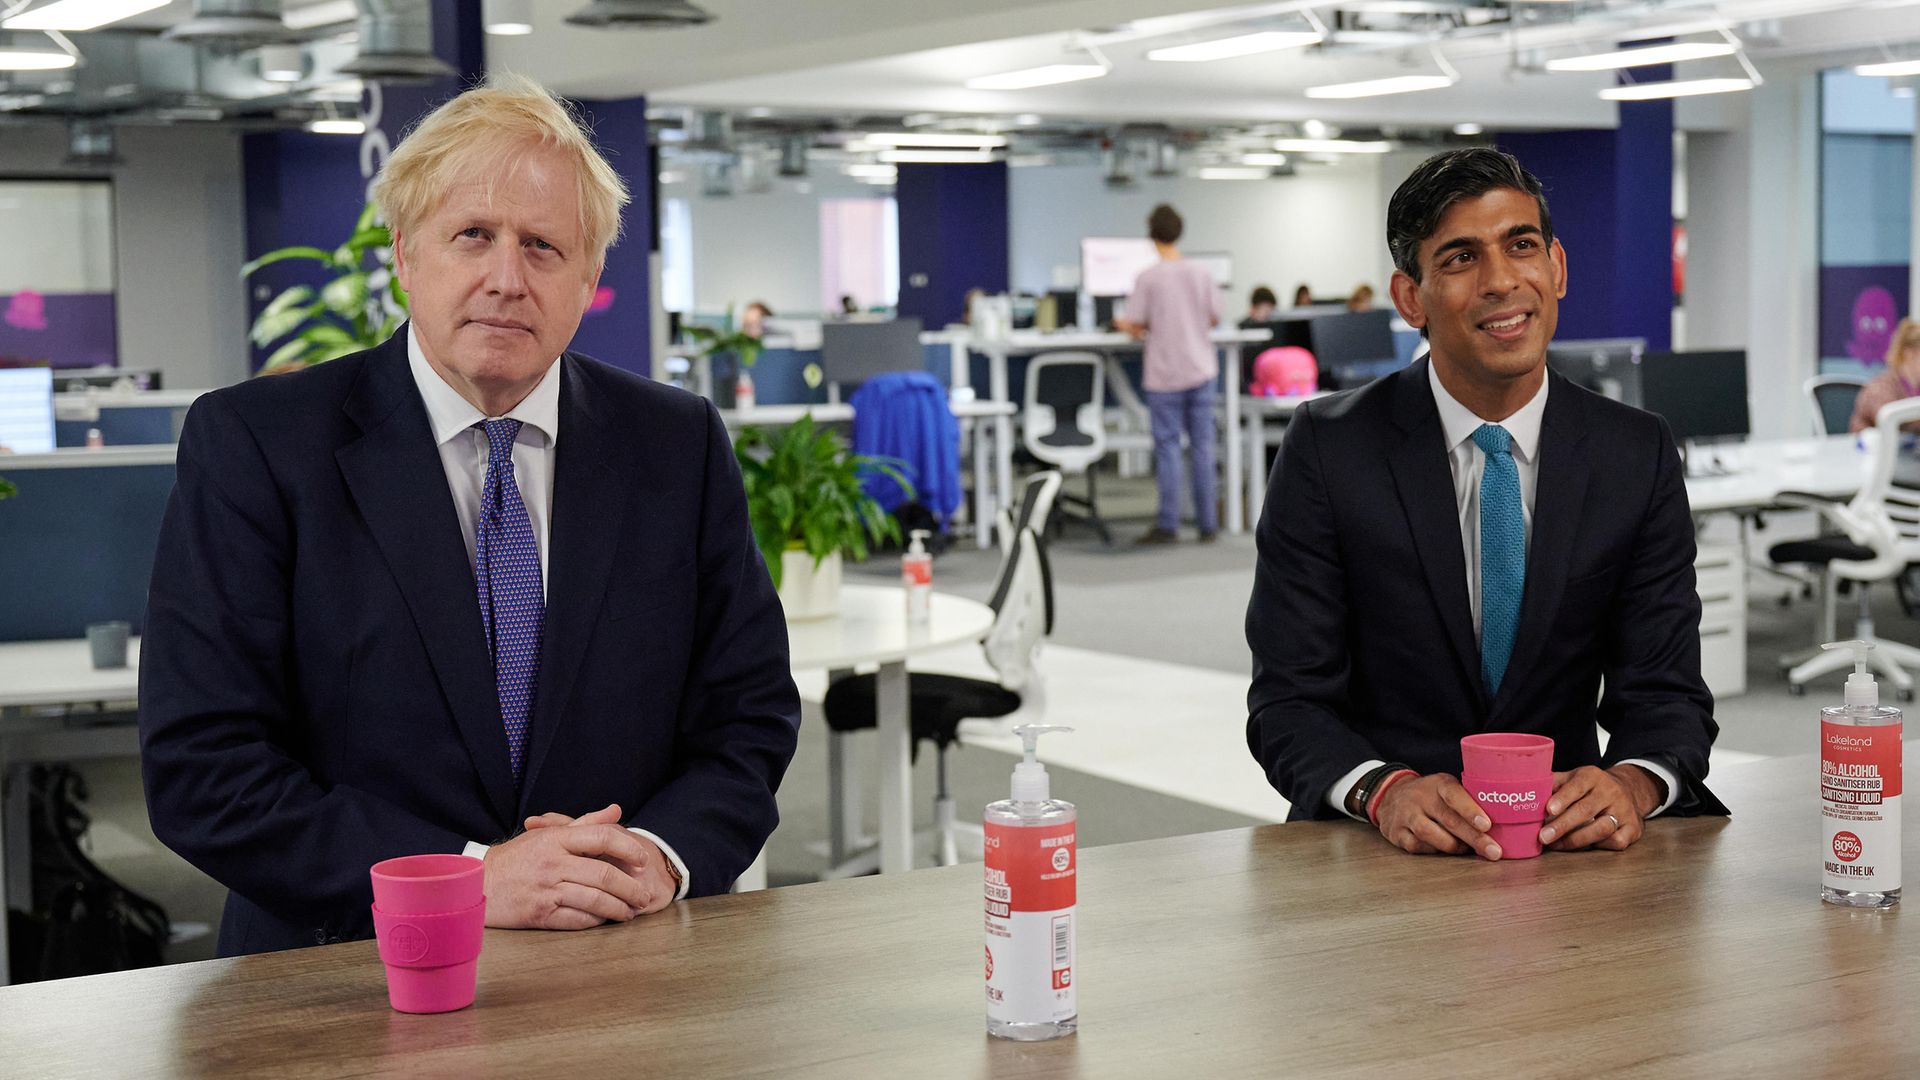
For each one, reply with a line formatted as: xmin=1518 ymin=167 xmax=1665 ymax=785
xmin=481 ymin=803 xmax=678 ymax=929
xmin=1371 ymin=765 xmax=1664 ymax=860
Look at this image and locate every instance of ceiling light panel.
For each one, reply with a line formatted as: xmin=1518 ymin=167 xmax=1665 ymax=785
xmin=1272 ymin=137 xmax=1393 ymax=153
xmin=1599 ymin=77 xmax=1755 ymax=100
xmin=1856 ymin=59 xmax=1920 ymax=76
xmin=1545 ymin=41 xmax=1737 ymax=72
xmin=1146 ymin=30 xmax=1322 ymax=63
xmin=965 ymin=64 xmax=1107 ymax=91
xmin=862 ymin=132 xmax=1008 ymax=149
xmin=1305 ymin=74 xmax=1456 ymax=99
xmin=2 ymin=0 xmax=169 ymax=32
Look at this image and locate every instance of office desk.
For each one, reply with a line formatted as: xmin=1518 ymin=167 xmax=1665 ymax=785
xmin=787 ymin=585 xmax=995 ymax=876
xmin=1684 ymin=434 xmax=1871 ymax=515
xmin=0 ymin=638 xmax=144 ymax=987
xmin=2 ymin=754 xmax=1910 ymax=1077
xmin=722 ymin=400 xmax=1017 ymax=549
xmin=934 ymin=329 xmax=1272 ymax=540
xmin=1237 ymin=392 xmax=1332 ymax=528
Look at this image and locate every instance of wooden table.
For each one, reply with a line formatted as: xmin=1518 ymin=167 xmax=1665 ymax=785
xmin=2 ymin=754 xmax=1913 ymax=1077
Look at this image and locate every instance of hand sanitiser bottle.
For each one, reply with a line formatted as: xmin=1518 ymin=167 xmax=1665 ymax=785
xmin=1820 ymin=640 xmax=1902 ymax=908
xmin=902 ymin=529 xmax=932 ymax=625
xmin=985 ymin=724 xmax=1076 ymax=1041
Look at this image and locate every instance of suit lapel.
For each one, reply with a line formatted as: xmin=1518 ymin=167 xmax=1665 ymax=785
xmin=1386 ymin=360 xmax=1484 ymax=704
xmin=1490 ymin=372 xmax=1591 ymax=722
xmin=335 ymin=333 xmax=517 ymax=827
xmin=516 ymin=357 xmax=628 ymax=812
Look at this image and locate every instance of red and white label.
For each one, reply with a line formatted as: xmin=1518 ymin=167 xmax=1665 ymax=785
xmin=1821 ymin=720 xmax=1902 ymax=894
xmin=902 ymin=557 xmax=932 ymax=588
xmin=985 ymin=818 xmax=1075 ymax=1026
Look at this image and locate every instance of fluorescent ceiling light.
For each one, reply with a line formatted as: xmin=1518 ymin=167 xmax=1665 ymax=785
xmin=1197 ymin=167 xmax=1273 ymax=180
xmin=1599 ymin=77 xmax=1754 ymax=100
xmin=1305 ymin=74 xmax=1455 ymax=99
xmin=1147 ymin=30 xmax=1321 ymax=63
xmin=2 ymin=0 xmax=168 ymax=31
xmin=863 ymin=132 xmax=1007 ymax=149
xmin=845 ymin=164 xmax=898 ymax=179
xmin=282 ymin=0 xmax=359 ymax=30
xmin=306 ymin=118 xmax=366 ymax=135
xmin=1241 ymin=152 xmax=1289 ymax=166
xmin=1453 ymin=122 xmax=1484 ymax=136
xmin=0 ymin=44 xmax=76 ymax=70
xmin=1856 ymin=59 xmax=1920 ymax=76
xmin=877 ymin=149 xmax=997 ymax=164
xmin=483 ymin=0 xmax=533 ymax=35
xmin=1272 ymin=137 xmax=1393 ymax=153
xmin=1546 ymin=41 xmax=1737 ymax=72
xmin=1014 ymin=113 xmax=1042 ymax=125
xmin=965 ymin=63 xmax=1107 ymax=91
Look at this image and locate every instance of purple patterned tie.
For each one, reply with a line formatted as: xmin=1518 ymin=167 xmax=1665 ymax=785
xmin=474 ymin=418 xmax=543 ymax=784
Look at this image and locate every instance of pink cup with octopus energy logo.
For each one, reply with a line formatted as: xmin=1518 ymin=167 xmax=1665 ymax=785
xmin=1460 ymin=733 xmax=1556 ymax=860
xmin=370 ymin=854 xmax=487 ymax=1013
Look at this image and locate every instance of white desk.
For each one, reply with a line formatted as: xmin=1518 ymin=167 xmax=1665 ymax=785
xmin=1683 ymin=434 xmax=1872 ymax=514
xmin=721 ymin=399 xmax=1017 ymax=551
xmin=0 ymin=637 xmax=144 ymax=986
xmin=1238 ymin=392 xmax=1333 ymax=529
xmin=785 ymin=585 xmax=994 ymax=876
xmin=933 ymin=328 xmax=1272 ymax=540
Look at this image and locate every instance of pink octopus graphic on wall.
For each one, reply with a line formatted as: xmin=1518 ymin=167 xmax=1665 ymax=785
xmin=4 ymin=289 xmax=47 ymax=331
xmin=1848 ymin=286 xmax=1899 ymax=364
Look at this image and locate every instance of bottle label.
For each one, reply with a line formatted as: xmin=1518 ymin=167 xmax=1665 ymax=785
xmin=984 ymin=818 xmax=1075 ymax=1025
xmin=1821 ymin=720 xmax=1902 ymax=893
xmin=903 ymin=558 xmax=931 ymax=587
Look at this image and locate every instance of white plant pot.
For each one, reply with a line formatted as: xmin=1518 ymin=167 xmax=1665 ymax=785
xmin=779 ymin=549 xmax=842 ymax=621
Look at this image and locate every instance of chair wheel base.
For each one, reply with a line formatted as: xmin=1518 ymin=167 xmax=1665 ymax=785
xmin=1788 ymin=683 xmax=1806 ymax=697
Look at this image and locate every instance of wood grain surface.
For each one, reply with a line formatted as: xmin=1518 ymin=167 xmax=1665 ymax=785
xmin=0 ymin=754 xmax=1910 ymax=1079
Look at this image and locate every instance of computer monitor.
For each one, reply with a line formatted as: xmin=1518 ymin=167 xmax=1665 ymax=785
xmin=1080 ymin=237 xmax=1159 ymax=298
xmin=1045 ymin=289 xmax=1079 ymax=329
xmin=1639 ymin=350 xmax=1751 ymax=441
xmin=1546 ymin=338 xmax=1644 ymax=408
xmin=1092 ymin=296 xmax=1121 ymax=330
xmin=0 ymin=366 xmax=56 ymax=453
xmin=1308 ymin=311 xmax=1396 ymax=368
xmin=819 ymin=318 xmax=926 ymax=392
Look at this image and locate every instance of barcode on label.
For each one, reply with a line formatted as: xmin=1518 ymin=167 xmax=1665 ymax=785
xmin=1052 ymin=913 xmax=1071 ymax=968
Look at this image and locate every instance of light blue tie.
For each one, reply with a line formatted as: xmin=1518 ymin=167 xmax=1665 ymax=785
xmin=475 ymin=418 xmax=544 ymax=784
xmin=1472 ymin=423 xmax=1525 ymax=697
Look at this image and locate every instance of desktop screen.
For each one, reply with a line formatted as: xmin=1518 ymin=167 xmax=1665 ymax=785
xmin=1546 ymin=338 xmax=1644 ymax=408
xmin=1639 ymin=350 xmax=1751 ymax=440
xmin=819 ymin=318 xmax=926 ymax=389
xmin=0 ymin=366 xmax=55 ymax=453
xmin=1308 ymin=310 xmax=1396 ymax=367
xmin=1080 ymin=237 xmax=1160 ymax=297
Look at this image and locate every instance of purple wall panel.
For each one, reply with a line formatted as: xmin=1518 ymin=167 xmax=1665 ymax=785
xmin=1820 ymin=264 xmax=1910 ymax=364
xmin=0 ymin=291 xmax=119 ymax=368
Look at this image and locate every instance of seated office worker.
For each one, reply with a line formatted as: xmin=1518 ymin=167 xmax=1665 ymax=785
xmin=139 ymin=75 xmax=801 ymax=955
xmin=1245 ymin=148 xmax=1724 ymax=860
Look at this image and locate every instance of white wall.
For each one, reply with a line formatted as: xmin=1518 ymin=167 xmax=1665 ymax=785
xmin=1008 ymin=158 xmax=1392 ymax=310
xmin=0 ymin=181 xmax=113 ymax=293
xmin=0 ymin=124 xmax=249 ymax=390
xmin=1683 ymin=129 xmax=1751 ymax=360
xmin=663 ymin=170 xmax=891 ymax=318
xmin=1742 ymin=72 xmax=1825 ymax=440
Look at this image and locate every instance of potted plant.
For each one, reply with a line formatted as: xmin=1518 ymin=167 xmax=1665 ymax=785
xmin=734 ymin=415 xmax=911 ymax=620
xmin=242 ymin=201 xmax=410 ymax=374
xmin=684 ymin=317 xmax=763 ymax=407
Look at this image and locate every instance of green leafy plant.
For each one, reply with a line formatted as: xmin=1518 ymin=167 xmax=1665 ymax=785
xmin=0 ymin=477 xmax=14 ymax=501
xmin=242 ymin=200 xmax=410 ymax=374
xmin=683 ymin=321 xmax=763 ymax=372
xmin=733 ymin=416 xmax=912 ymax=588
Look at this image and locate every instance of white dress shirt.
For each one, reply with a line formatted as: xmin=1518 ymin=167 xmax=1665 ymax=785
xmin=407 ymin=328 xmax=691 ymax=899
xmin=1328 ymin=364 xmax=1679 ymax=821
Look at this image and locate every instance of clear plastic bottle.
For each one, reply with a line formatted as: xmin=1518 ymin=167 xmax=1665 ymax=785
xmin=1819 ymin=641 xmax=1902 ymax=908
xmin=902 ymin=529 xmax=932 ymax=625
xmin=985 ymin=724 xmax=1077 ymax=1041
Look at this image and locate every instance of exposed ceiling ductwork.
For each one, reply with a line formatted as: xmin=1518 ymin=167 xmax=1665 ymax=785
xmin=565 ymin=1 xmax=716 ymax=30
xmin=336 ymin=0 xmax=453 ymax=83
xmin=163 ymin=0 xmax=293 ymax=48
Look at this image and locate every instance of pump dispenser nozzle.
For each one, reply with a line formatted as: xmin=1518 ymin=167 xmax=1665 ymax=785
xmin=1821 ymin=639 xmax=1879 ymax=708
xmin=1011 ymin=723 xmax=1073 ymax=803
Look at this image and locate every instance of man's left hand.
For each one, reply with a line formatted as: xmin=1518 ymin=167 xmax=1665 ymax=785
xmin=1538 ymin=765 xmax=1663 ymax=852
xmin=524 ymin=804 xmax=679 ymax=916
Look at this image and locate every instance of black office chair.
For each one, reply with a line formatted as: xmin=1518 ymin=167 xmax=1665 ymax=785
xmin=1805 ymin=375 xmax=1869 ymax=437
xmin=1022 ymin=352 xmax=1111 ymax=545
xmin=822 ymin=526 xmax=1055 ymax=869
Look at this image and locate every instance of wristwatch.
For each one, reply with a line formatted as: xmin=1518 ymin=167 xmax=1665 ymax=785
xmin=1346 ymin=762 xmax=1415 ymax=819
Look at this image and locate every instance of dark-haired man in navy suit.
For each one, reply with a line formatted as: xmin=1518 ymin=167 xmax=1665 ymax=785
xmin=140 ymin=76 xmax=800 ymax=955
xmin=1246 ymin=148 xmax=1724 ymax=861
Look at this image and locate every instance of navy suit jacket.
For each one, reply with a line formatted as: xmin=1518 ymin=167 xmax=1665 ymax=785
xmin=1246 ymin=360 xmax=1725 ymax=820
xmin=139 ymin=331 xmax=801 ymax=955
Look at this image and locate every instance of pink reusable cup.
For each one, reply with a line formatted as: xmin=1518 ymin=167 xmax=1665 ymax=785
xmin=369 ymin=854 xmax=486 ymax=1013
xmin=1459 ymin=733 xmax=1556 ymax=860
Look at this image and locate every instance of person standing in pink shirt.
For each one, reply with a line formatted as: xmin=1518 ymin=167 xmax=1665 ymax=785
xmin=1116 ymin=204 xmax=1222 ymax=544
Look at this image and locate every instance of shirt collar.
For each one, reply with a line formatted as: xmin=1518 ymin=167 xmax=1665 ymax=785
xmin=406 ymin=323 xmax=562 ymax=449
xmin=1428 ymin=359 xmax=1549 ymax=464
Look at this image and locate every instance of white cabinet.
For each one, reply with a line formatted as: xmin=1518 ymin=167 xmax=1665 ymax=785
xmin=1696 ymin=544 xmax=1747 ymax=698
